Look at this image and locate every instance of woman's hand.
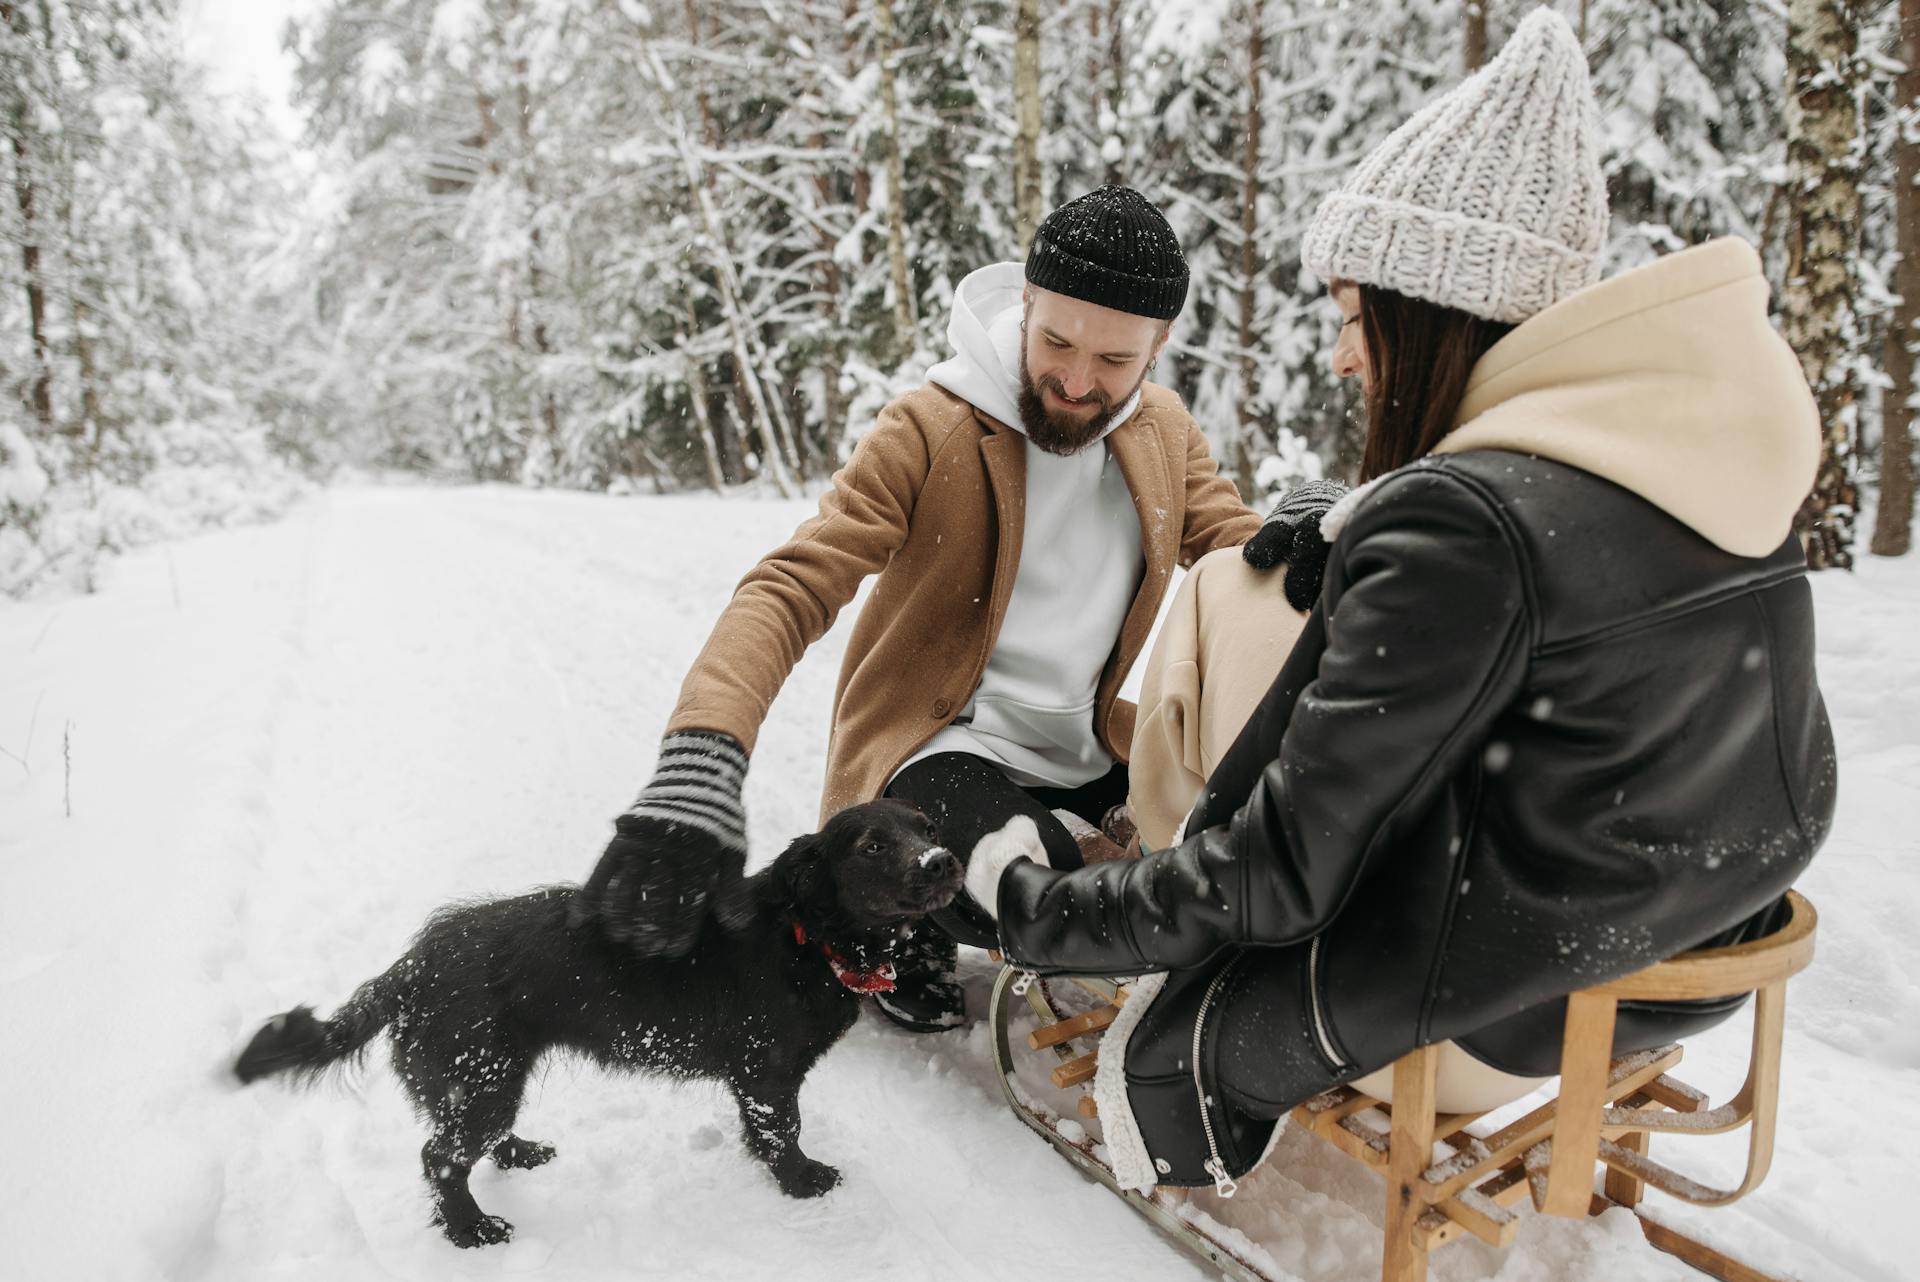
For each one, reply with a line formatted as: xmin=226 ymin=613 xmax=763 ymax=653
xmin=962 ymin=815 xmax=1047 ymax=920
xmin=1243 ymin=478 xmax=1348 ymax=610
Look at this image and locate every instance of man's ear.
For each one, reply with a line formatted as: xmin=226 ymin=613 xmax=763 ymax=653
xmin=1151 ymin=322 xmax=1172 ymax=366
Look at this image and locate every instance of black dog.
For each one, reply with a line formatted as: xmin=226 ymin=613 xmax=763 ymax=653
xmin=233 ymin=800 xmax=960 ymax=1247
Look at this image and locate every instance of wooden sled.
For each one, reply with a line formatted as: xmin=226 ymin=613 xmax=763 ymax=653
xmin=990 ymin=889 xmax=1817 ymax=1282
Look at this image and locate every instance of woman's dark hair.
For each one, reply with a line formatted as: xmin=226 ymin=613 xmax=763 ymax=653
xmin=1356 ymin=285 xmax=1516 ymax=482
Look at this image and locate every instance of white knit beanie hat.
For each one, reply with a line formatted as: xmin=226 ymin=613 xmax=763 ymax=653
xmin=1301 ymin=7 xmax=1608 ymax=324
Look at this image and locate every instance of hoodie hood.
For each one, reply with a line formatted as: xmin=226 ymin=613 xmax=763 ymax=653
xmin=1432 ymin=237 xmax=1819 ymax=557
xmin=925 ymin=262 xmax=1141 ymax=439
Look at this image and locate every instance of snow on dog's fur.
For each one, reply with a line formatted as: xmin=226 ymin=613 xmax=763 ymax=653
xmin=233 ymin=800 xmax=961 ymax=1248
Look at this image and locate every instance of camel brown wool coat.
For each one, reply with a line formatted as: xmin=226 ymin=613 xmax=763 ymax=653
xmin=665 ymin=381 xmax=1264 ymax=820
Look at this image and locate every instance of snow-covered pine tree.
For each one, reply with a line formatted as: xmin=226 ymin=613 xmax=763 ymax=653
xmin=1586 ymin=0 xmax=1785 ymax=273
xmin=1 ymin=0 xmax=304 ymax=593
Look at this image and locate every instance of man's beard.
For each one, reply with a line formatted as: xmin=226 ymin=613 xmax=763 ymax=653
xmin=1016 ymin=345 xmax=1147 ymax=456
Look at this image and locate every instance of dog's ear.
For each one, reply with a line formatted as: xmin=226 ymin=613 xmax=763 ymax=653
xmin=769 ymin=829 xmax=832 ymax=911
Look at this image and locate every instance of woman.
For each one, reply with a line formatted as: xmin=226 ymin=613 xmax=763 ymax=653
xmin=963 ymin=8 xmax=1836 ymax=1196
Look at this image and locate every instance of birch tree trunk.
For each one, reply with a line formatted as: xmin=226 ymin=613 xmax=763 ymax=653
xmin=1013 ymin=0 xmax=1042 ymax=249
xmin=874 ymin=0 xmax=917 ymax=357
xmin=1874 ymin=0 xmax=1917 ymax=557
xmin=1782 ymin=0 xmax=1863 ymax=570
xmin=1235 ymin=0 xmax=1266 ymax=497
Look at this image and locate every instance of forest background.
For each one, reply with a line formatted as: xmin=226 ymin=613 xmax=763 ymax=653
xmin=0 ymin=0 xmax=1906 ymax=596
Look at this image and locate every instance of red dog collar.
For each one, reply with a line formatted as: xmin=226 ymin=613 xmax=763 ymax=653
xmin=793 ymin=922 xmax=898 ymax=993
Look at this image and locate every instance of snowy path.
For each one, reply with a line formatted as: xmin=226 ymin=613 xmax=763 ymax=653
xmin=1 ymin=485 xmax=1912 ymax=1281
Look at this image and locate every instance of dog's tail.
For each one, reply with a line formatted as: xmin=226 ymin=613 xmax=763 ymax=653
xmin=234 ymin=960 xmax=404 ymax=1086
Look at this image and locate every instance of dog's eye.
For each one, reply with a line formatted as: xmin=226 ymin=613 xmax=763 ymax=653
xmin=864 ymin=840 xmax=886 ymax=856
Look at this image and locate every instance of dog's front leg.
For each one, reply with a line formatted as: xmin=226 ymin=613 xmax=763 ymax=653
xmin=728 ymin=1078 xmax=840 ymax=1198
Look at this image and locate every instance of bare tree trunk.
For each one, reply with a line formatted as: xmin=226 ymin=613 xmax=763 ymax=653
xmin=9 ymin=130 xmax=53 ymax=431
xmin=5 ymin=1 xmax=54 ymax=432
xmin=1874 ymin=0 xmax=1918 ymax=557
xmin=1105 ymin=0 xmax=1125 ymax=186
xmin=1782 ymin=0 xmax=1863 ymax=569
xmin=1235 ymin=0 xmax=1266 ymax=497
xmin=845 ymin=0 xmax=872 ymax=216
xmin=1013 ymin=0 xmax=1042 ymax=249
xmin=804 ymin=2 xmax=848 ymax=470
xmin=1465 ymin=1 xmax=1489 ymax=74
xmin=511 ymin=53 xmax=561 ymax=474
xmin=873 ymin=0 xmax=917 ymax=357
xmin=682 ymin=0 xmax=720 ymax=153
xmin=60 ymin=174 xmax=100 ymax=482
xmin=682 ymin=297 xmax=727 ymax=494
xmin=475 ymin=86 xmax=523 ymax=362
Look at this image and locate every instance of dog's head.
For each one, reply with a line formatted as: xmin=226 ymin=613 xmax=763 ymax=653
xmin=769 ymin=799 xmax=962 ymax=933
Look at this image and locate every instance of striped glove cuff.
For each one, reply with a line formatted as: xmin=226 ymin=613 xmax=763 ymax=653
xmin=1263 ymin=478 xmax=1348 ymax=529
xmin=620 ymin=730 xmax=749 ymax=855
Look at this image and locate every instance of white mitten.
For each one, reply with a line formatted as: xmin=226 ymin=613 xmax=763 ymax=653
xmin=964 ymin=814 xmax=1049 ymax=920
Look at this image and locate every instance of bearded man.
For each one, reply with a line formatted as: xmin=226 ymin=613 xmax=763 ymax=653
xmin=582 ymin=186 xmax=1339 ymax=1030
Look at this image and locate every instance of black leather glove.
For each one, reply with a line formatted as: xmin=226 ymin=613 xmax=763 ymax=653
xmin=1242 ymin=478 xmax=1348 ymax=612
xmin=577 ymin=730 xmax=750 ymax=957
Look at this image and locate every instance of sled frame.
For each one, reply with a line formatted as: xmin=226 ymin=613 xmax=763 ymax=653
xmin=990 ymin=890 xmax=1816 ymax=1282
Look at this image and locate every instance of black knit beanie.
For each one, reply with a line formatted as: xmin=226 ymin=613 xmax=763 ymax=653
xmin=1024 ymin=186 xmax=1189 ymax=321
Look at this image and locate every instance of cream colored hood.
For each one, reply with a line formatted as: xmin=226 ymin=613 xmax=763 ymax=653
xmin=1434 ymin=237 xmax=1819 ymax=557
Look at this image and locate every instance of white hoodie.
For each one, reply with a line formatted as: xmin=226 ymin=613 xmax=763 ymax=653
xmin=897 ymin=262 xmax=1146 ymax=790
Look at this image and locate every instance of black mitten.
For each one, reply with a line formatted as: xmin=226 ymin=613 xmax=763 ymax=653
xmin=578 ymin=730 xmax=749 ymax=957
xmin=1242 ymin=478 xmax=1348 ymax=612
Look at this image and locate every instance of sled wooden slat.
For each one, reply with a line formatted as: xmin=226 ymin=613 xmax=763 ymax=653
xmin=1286 ymin=890 xmax=1815 ymax=1282
xmin=1027 ymin=1003 xmax=1118 ymax=1050
xmin=1049 ymin=1051 xmax=1098 ymax=1089
xmin=1300 ymin=1087 xmax=1379 ymax=1128
xmin=1430 ymin=1108 xmax=1486 ymax=1142
xmin=1638 ymin=1073 xmax=1709 ymax=1113
xmin=1418 ymin=1042 xmax=1683 ymax=1202
xmin=1420 ymin=1191 xmax=1521 ymax=1252
xmin=1430 ymin=1172 xmax=1525 ymax=1249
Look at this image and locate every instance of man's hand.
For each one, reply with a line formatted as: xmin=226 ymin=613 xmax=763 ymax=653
xmin=576 ymin=730 xmax=750 ymax=957
xmin=1242 ymin=478 xmax=1348 ymax=611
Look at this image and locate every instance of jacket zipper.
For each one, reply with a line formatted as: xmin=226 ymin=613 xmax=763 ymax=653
xmin=1192 ymin=959 xmax=1239 ymax=1197
xmin=1307 ymin=936 xmax=1349 ymax=1071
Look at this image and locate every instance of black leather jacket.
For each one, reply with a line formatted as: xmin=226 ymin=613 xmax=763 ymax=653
xmin=996 ymin=450 xmax=1835 ymax=1184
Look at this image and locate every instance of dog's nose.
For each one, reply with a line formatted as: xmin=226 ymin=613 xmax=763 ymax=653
xmin=920 ymin=848 xmax=961 ymax=883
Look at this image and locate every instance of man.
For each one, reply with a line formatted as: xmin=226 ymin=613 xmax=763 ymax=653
xmin=583 ymin=186 xmax=1337 ymax=1030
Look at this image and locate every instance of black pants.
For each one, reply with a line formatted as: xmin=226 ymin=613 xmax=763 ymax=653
xmin=885 ymin=752 xmax=1129 ymax=956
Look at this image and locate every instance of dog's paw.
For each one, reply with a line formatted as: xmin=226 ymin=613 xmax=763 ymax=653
xmin=491 ymin=1136 xmax=556 ymax=1170
xmin=777 ymin=1157 xmax=841 ymax=1199
xmin=442 ymin=1212 xmax=515 ymax=1248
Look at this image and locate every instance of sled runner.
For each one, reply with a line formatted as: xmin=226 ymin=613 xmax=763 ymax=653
xmin=989 ymin=889 xmax=1817 ymax=1282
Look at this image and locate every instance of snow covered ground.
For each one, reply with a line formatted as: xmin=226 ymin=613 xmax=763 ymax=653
xmin=1 ymin=484 xmax=1913 ymax=1282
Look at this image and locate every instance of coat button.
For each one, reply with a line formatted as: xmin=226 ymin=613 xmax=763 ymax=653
xmin=932 ymin=699 xmax=952 ymax=718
